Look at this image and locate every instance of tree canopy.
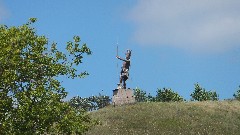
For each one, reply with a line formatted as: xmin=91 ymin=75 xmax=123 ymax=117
xmin=0 ymin=18 xmax=94 ymax=134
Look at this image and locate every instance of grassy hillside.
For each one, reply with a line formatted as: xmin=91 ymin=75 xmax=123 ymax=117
xmin=86 ymin=101 xmax=240 ymax=135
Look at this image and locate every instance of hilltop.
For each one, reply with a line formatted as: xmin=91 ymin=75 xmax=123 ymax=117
xmin=86 ymin=101 xmax=240 ymax=135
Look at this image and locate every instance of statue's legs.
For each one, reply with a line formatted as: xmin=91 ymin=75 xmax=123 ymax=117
xmin=120 ymin=75 xmax=123 ymax=84
xmin=123 ymin=80 xmax=126 ymax=89
xmin=119 ymin=73 xmax=128 ymax=89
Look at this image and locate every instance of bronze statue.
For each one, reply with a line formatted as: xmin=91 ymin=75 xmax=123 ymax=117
xmin=116 ymin=49 xmax=131 ymax=89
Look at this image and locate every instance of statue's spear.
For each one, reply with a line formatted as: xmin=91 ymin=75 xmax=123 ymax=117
xmin=116 ymin=40 xmax=119 ymax=68
xmin=116 ymin=40 xmax=120 ymax=88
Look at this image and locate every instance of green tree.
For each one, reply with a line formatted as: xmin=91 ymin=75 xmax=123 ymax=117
xmin=134 ymin=88 xmax=147 ymax=102
xmin=156 ymin=88 xmax=184 ymax=102
xmin=147 ymin=93 xmax=156 ymax=102
xmin=190 ymin=83 xmax=219 ymax=101
xmin=69 ymin=94 xmax=110 ymax=111
xmin=90 ymin=94 xmax=110 ymax=109
xmin=233 ymin=85 xmax=240 ymax=101
xmin=0 ymin=18 xmax=94 ymax=134
xmin=69 ymin=96 xmax=95 ymax=111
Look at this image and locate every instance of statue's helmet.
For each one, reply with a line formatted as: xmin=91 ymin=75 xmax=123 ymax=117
xmin=126 ymin=49 xmax=131 ymax=59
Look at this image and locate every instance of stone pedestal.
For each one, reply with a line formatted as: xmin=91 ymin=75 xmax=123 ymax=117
xmin=112 ymin=88 xmax=135 ymax=105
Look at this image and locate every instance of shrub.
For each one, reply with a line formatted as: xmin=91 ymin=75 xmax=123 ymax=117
xmin=233 ymin=86 xmax=240 ymax=101
xmin=134 ymin=88 xmax=147 ymax=102
xmin=147 ymin=93 xmax=156 ymax=102
xmin=190 ymin=83 xmax=219 ymax=101
xmin=90 ymin=94 xmax=111 ymax=109
xmin=156 ymin=88 xmax=184 ymax=102
xmin=69 ymin=96 xmax=95 ymax=111
xmin=69 ymin=94 xmax=110 ymax=111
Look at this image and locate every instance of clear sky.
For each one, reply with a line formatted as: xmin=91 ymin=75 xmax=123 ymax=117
xmin=1 ymin=0 xmax=240 ymax=100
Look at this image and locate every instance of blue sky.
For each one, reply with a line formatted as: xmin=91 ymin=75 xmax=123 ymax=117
xmin=1 ymin=0 xmax=240 ymax=100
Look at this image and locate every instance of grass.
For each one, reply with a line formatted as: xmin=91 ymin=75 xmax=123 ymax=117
xmin=85 ymin=101 xmax=240 ymax=135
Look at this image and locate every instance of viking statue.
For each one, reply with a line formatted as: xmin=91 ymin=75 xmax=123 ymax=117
xmin=116 ymin=49 xmax=131 ymax=89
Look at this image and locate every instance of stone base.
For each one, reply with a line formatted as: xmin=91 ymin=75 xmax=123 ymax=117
xmin=112 ymin=88 xmax=135 ymax=105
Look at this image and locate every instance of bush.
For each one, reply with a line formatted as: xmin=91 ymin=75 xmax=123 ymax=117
xmin=69 ymin=94 xmax=110 ymax=111
xmin=190 ymin=83 xmax=219 ymax=101
xmin=156 ymin=88 xmax=184 ymax=102
xmin=69 ymin=96 xmax=95 ymax=111
xmin=90 ymin=94 xmax=111 ymax=109
xmin=134 ymin=88 xmax=147 ymax=102
xmin=147 ymin=93 xmax=156 ymax=102
xmin=233 ymin=86 xmax=240 ymax=101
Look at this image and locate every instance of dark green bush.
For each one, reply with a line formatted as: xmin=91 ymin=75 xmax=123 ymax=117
xmin=190 ymin=83 xmax=219 ymax=101
xmin=233 ymin=86 xmax=240 ymax=101
xmin=134 ymin=88 xmax=148 ymax=102
xmin=69 ymin=94 xmax=110 ymax=111
xmin=156 ymin=88 xmax=184 ymax=102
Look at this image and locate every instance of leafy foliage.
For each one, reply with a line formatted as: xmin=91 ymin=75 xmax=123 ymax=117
xmin=69 ymin=94 xmax=111 ymax=111
xmin=70 ymin=96 xmax=96 ymax=111
xmin=0 ymin=18 xmax=94 ymax=134
xmin=134 ymin=88 xmax=148 ymax=102
xmin=190 ymin=83 xmax=219 ymax=101
xmin=134 ymin=87 xmax=183 ymax=102
xmin=92 ymin=94 xmax=111 ymax=109
xmin=233 ymin=86 xmax=240 ymax=101
xmin=147 ymin=93 xmax=156 ymax=102
xmin=156 ymin=88 xmax=184 ymax=102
